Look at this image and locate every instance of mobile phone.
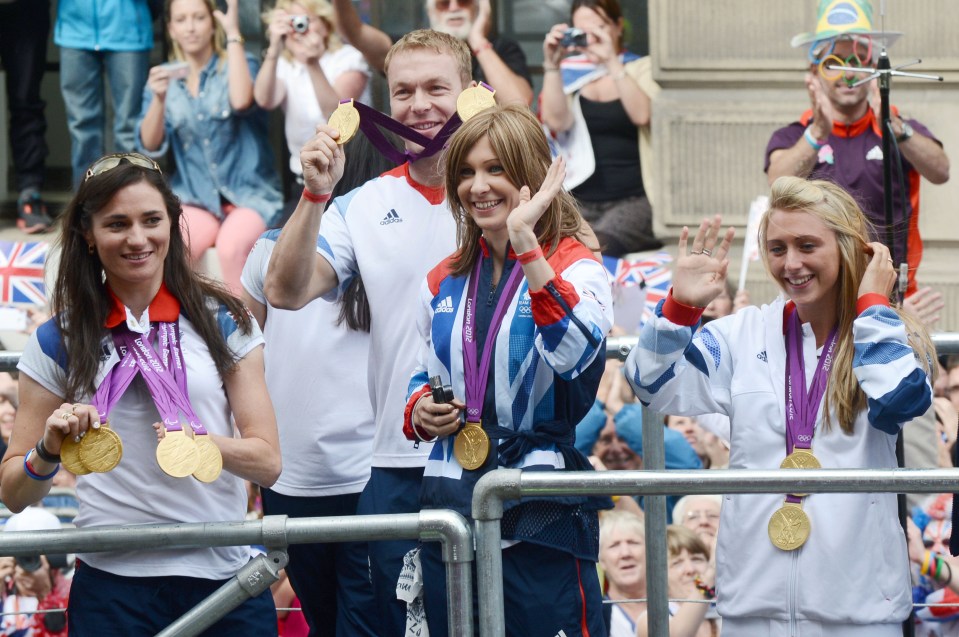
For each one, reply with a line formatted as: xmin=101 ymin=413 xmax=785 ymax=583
xmin=162 ymin=61 xmax=190 ymax=80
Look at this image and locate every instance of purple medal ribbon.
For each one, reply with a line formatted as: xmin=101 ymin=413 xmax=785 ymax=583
xmin=116 ymin=327 xmax=191 ymax=433
xmin=159 ymin=323 xmax=208 ymax=436
xmin=462 ymin=255 xmax=525 ymax=424
xmin=784 ymin=310 xmax=838 ymax=503
xmin=347 ymin=98 xmax=467 ymax=164
xmin=90 ymin=336 xmax=141 ymax=423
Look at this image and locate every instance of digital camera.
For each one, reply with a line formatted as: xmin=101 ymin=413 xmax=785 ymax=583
xmin=290 ymin=15 xmax=309 ymax=34
xmin=429 ymin=375 xmax=454 ymax=405
xmin=560 ymin=27 xmax=588 ymax=48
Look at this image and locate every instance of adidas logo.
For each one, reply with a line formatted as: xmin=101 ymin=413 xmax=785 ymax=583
xmin=380 ymin=209 xmax=403 ymax=225
xmin=435 ymin=296 xmax=455 ymax=313
xmin=757 ymin=350 xmax=767 ymax=362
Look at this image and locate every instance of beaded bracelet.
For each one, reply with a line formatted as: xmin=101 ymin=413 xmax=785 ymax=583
xmin=23 ymin=449 xmax=60 ymax=481
xmin=693 ymin=576 xmax=716 ymax=600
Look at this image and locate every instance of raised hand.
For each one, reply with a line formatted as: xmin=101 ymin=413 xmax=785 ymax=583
xmin=672 ymin=215 xmax=736 ymax=308
xmin=858 ymin=241 xmax=896 ymax=300
xmin=468 ymin=0 xmax=492 ymax=51
xmin=805 ymin=72 xmax=833 ymax=141
xmin=542 ymin=23 xmax=570 ymax=69
xmin=506 ymin=157 xmax=566 ymax=251
xmin=903 ymin=286 xmax=945 ymax=327
xmin=213 ymin=0 xmax=241 ymax=41
xmin=299 ymin=125 xmax=345 ymax=196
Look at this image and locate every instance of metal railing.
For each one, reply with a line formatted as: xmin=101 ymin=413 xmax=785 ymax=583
xmin=0 ymin=511 xmax=474 ymax=637
xmin=472 ymin=468 xmax=959 ymax=637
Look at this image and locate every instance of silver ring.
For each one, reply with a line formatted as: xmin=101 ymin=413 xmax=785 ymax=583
xmin=690 ymin=250 xmax=703 ymax=255
xmin=887 ymin=258 xmax=894 ymax=264
xmin=701 ymin=248 xmax=712 ymax=257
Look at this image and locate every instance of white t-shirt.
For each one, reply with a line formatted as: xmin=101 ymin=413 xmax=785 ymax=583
xmin=241 ymin=229 xmax=373 ymax=497
xmin=276 ymin=45 xmax=371 ymax=176
xmin=19 ymin=306 xmax=262 ymax=580
xmin=318 ymin=164 xmax=456 ymax=468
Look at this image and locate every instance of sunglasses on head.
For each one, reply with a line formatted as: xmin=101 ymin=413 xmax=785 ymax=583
xmin=84 ymin=153 xmax=162 ymax=182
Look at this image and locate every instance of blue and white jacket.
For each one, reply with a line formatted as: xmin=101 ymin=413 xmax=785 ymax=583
xmin=624 ymin=295 xmax=931 ymax=627
xmin=404 ymin=237 xmax=613 ymax=559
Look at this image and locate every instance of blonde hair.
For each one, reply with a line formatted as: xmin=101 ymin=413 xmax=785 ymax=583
xmin=442 ymin=105 xmax=586 ymax=276
xmin=262 ymin=0 xmax=343 ymax=62
xmin=384 ymin=29 xmax=472 ymax=88
xmin=599 ymin=510 xmax=645 ymax=552
xmin=166 ymin=0 xmax=226 ymax=63
xmin=760 ymin=176 xmax=936 ymax=434
xmin=671 ymin=494 xmax=722 ymax=525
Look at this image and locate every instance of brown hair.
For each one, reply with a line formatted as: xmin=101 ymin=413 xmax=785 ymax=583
xmin=384 ymin=29 xmax=472 ymax=88
xmin=54 ymin=156 xmax=253 ymax=401
xmin=571 ymin=0 xmax=626 ymax=50
xmin=760 ymin=176 xmax=936 ymax=434
xmin=666 ymin=524 xmax=710 ymax=562
xmin=166 ymin=0 xmax=226 ymax=63
xmin=443 ymin=104 xmax=586 ymax=276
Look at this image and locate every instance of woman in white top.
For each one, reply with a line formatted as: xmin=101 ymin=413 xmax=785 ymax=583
xmin=254 ymin=0 xmax=371 ymax=215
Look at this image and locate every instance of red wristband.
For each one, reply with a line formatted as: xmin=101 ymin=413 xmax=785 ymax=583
xmin=303 ymin=188 xmax=332 ymax=204
xmin=856 ymin=292 xmax=890 ymax=315
xmin=662 ymin=289 xmax=706 ymax=326
xmin=473 ymin=40 xmax=493 ymax=56
xmin=516 ymin=247 xmax=544 ymax=265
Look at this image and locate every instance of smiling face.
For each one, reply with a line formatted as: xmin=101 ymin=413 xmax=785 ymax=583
xmin=168 ymin=0 xmax=216 ymax=59
xmin=84 ymin=180 xmax=171 ymax=296
xmin=593 ymin=418 xmax=641 ymax=471
xmin=387 ymin=48 xmax=466 ymax=155
xmin=765 ymin=208 xmax=841 ymax=324
xmin=599 ymin=523 xmax=646 ymax=592
xmin=455 ymin=135 xmax=521 ymax=247
xmin=814 ymin=38 xmax=873 ymax=118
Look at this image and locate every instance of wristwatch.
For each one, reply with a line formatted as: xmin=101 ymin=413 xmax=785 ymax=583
xmin=897 ymin=121 xmax=914 ymax=143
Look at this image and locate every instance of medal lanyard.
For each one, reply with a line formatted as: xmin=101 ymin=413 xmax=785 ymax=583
xmin=351 ymin=100 xmax=463 ymax=164
xmin=90 ymin=333 xmax=142 ymax=423
xmin=158 ymin=322 xmax=209 ymax=436
xmin=462 ymin=255 xmax=524 ymax=424
xmin=784 ymin=311 xmax=838 ymax=455
xmin=114 ymin=326 xmax=201 ymax=435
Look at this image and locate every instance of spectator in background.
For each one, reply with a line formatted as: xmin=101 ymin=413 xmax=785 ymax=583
xmin=540 ymin=0 xmax=661 ymax=257
xmin=55 ymin=0 xmax=152 ymax=191
xmin=255 ymin=0 xmax=371 ymax=222
xmin=598 ymin=511 xmax=647 ymax=637
xmin=138 ymin=0 xmax=283 ymax=294
xmin=636 ymin=526 xmax=716 ymax=637
xmin=1 ymin=507 xmax=70 ymax=637
xmin=764 ymin=0 xmax=948 ymax=297
xmin=672 ymin=494 xmax=722 ymax=562
xmin=0 ymin=0 xmax=53 ymax=233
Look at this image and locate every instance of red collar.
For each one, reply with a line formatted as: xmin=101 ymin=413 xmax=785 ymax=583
xmin=104 ymin=282 xmax=180 ymax=328
xmin=478 ymin=236 xmax=527 ymax=261
xmin=385 ymin=163 xmax=446 ymax=206
xmin=799 ymin=104 xmax=899 ymax=138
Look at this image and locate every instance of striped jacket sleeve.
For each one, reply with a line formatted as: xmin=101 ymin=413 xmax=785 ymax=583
xmin=852 ymin=304 xmax=931 ymax=433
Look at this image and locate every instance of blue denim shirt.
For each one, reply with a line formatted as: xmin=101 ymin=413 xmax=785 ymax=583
xmin=55 ymin=0 xmax=153 ymax=51
xmin=136 ymin=53 xmax=282 ymax=226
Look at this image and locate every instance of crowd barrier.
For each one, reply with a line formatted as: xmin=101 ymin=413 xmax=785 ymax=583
xmin=0 ymin=511 xmax=473 ymax=636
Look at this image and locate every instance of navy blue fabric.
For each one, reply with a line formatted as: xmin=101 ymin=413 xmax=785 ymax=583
xmin=67 ymin=560 xmax=277 ymax=636
xmin=261 ymin=489 xmax=379 ymax=637
xmin=355 ymin=466 xmax=424 ymax=637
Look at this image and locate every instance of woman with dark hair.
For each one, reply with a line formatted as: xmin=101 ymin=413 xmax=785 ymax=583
xmin=540 ymin=0 xmax=661 ymax=257
xmin=402 ymin=104 xmax=613 ymax=637
xmin=0 ymin=153 xmax=281 ymax=635
xmin=626 ymin=176 xmax=935 ymax=635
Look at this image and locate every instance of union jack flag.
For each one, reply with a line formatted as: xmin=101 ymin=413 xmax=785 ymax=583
xmin=0 ymin=241 xmax=48 ymax=306
xmin=603 ymin=252 xmax=673 ymax=330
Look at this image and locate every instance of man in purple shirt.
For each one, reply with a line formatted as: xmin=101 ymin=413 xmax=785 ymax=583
xmin=765 ymin=0 xmax=949 ymax=297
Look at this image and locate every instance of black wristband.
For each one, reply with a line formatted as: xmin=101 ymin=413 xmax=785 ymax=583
xmin=35 ymin=439 xmax=61 ymax=464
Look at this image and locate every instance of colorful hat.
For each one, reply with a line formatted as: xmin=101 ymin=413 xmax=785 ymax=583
xmin=790 ymin=0 xmax=901 ymax=48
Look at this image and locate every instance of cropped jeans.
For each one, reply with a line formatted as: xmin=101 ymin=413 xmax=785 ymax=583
xmin=59 ymin=47 xmax=149 ymax=188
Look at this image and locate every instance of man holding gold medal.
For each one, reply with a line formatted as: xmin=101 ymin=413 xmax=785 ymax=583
xmin=625 ymin=177 xmax=935 ymax=636
xmin=265 ymin=29 xmax=498 ymax=636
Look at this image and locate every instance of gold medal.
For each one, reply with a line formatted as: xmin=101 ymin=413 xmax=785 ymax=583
xmin=453 ymin=422 xmax=490 ymax=471
xmin=78 ymin=424 xmax=123 ymax=473
xmin=327 ymin=99 xmax=360 ymax=145
xmin=156 ymin=428 xmax=200 ymax=478
xmin=768 ymin=502 xmax=811 ymax=551
xmin=192 ymin=434 xmax=223 ymax=483
xmin=779 ymin=449 xmax=821 ymax=497
xmin=456 ymin=84 xmax=497 ymax=121
xmin=60 ymin=436 xmax=91 ymax=476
